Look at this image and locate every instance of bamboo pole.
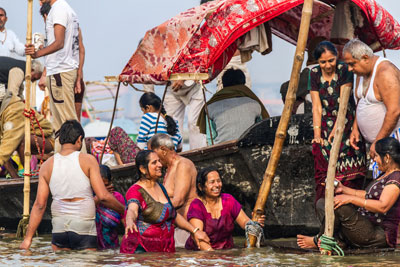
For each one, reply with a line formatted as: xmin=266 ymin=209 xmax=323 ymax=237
xmin=321 ymin=85 xmax=352 ymax=254
xmin=17 ymin=0 xmax=33 ymax=238
xmin=200 ymin=81 xmax=214 ymax=145
xmin=99 ymin=82 xmax=121 ymax=164
xmin=154 ymin=83 xmax=169 ymax=134
xmin=249 ymin=0 xmax=314 ymax=247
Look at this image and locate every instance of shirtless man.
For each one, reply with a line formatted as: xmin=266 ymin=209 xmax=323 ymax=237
xmin=20 ymin=120 xmax=125 ymax=251
xmin=343 ymin=39 xmax=400 ymax=178
xmin=148 ymin=133 xmax=198 ymax=246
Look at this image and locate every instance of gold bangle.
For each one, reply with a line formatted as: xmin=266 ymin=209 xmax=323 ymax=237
xmin=363 ymin=199 xmax=367 ymax=209
xmin=313 ymin=126 xmax=321 ymax=129
xmin=192 ymin=227 xmax=199 ymax=234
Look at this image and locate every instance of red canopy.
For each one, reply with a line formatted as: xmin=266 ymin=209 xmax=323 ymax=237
xmin=119 ymin=0 xmax=400 ymax=85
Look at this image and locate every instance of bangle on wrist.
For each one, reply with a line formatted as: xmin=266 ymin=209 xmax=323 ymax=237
xmin=363 ymin=199 xmax=367 ymax=209
xmin=192 ymin=227 xmax=199 ymax=234
xmin=207 ymin=247 xmax=212 ymax=251
xmin=313 ymin=125 xmax=321 ymax=129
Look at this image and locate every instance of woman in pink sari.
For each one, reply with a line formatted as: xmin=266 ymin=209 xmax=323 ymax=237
xmin=120 ymin=150 xmax=209 ymax=253
xmin=185 ymin=167 xmax=265 ymax=250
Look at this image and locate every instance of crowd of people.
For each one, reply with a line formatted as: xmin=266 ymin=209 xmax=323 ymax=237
xmin=0 ymin=0 xmax=399 ymax=256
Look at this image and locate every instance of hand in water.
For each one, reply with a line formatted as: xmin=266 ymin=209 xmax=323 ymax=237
xmin=20 ymin=238 xmax=32 ymax=250
xmin=193 ymin=230 xmax=210 ymax=249
xmin=125 ymin=222 xmax=138 ymax=237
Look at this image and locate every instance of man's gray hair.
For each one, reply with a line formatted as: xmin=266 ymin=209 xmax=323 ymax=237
xmin=31 ymin=60 xmax=44 ymax=74
xmin=148 ymin=133 xmax=175 ymax=150
xmin=343 ymin=39 xmax=374 ymax=60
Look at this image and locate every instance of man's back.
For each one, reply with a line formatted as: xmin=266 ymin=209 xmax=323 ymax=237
xmin=49 ymin=151 xmax=95 ymax=218
xmin=208 ymin=97 xmax=261 ymax=143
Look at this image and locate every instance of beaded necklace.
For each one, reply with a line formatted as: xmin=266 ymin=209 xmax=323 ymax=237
xmin=0 ymin=29 xmax=6 ymax=45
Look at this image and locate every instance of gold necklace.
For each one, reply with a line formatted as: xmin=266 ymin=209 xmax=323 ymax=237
xmin=0 ymin=29 xmax=6 ymax=45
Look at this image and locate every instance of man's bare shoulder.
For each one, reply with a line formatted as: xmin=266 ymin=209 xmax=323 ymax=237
xmin=39 ymin=155 xmax=54 ymax=181
xmin=377 ymin=61 xmax=400 ymax=77
xmin=176 ymin=156 xmax=196 ymax=170
xmin=79 ymin=153 xmax=98 ymax=164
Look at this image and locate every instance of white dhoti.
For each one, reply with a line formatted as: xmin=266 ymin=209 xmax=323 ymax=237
xmin=174 ymin=227 xmax=190 ymax=248
xmin=164 ymin=82 xmax=206 ymax=150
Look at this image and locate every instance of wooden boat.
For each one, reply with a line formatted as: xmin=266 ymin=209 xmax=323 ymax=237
xmin=111 ymin=113 xmax=320 ymax=238
xmin=0 ymin=178 xmax=52 ymax=233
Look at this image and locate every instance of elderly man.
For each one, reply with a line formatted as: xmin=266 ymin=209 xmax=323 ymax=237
xmin=0 ymin=58 xmax=53 ymax=178
xmin=25 ymin=0 xmax=83 ymax=152
xmin=343 ymin=39 xmax=400 ymax=178
xmin=0 ymin=7 xmax=25 ymax=58
xmin=20 ymin=120 xmax=125 ymax=251
xmin=148 ymin=133 xmax=198 ymax=246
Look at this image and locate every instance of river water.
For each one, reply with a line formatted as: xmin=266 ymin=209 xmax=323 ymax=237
xmin=1 ymin=235 xmax=399 ymax=266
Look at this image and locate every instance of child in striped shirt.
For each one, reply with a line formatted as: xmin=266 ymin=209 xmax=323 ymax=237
xmin=137 ymin=92 xmax=182 ymax=151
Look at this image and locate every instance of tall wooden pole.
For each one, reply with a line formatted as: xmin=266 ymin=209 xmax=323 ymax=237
xmin=249 ymin=0 xmax=314 ymax=247
xmin=17 ymin=0 xmax=33 ymax=238
xmin=321 ymin=85 xmax=351 ymax=254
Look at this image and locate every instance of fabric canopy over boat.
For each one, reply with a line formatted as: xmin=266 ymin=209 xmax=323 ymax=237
xmin=119 ymin=0 xmax=400 ymax=85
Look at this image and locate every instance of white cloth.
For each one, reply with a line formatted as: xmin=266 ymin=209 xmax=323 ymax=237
xmin=0 ymin=29 xmax=25 ymax=59
xmin=49 ymin=151 xmax=95 ymax=219
xmin=45 ymin=0 xmax=80 ymax=76
xmin=164 ymin=82 xmax=207 ymax=149
xmin=355 ymin=57 xmax=400 ymax=143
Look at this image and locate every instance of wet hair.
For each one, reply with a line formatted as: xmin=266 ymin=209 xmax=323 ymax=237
xmin=222 ymin=68 xmax=246 ymax=87
xmin=313 ymin=41 xmax=338 ymax=61
xmin=0 ymin=7 xmax=6 ymax=17
xmin=135 ymin=150 xmax=154 ymax=181
xmin=148 ymin=133 xmax=175 ymax=151
xmin=139 ymin=92 xmax=177 ymax=136
xmin=375 ymin=137 xmax=400 ymax=166
xmin=59 ymin=120 xmax=85 ymax=145
xmin=343 ymin=39 xmax=374 ymax=60
xmin=200 ymin=0 xmax=214 ymax=4
xmin=39 ymin=2 xmax=51 ymax=17
xmin=100 ymin=165 xmax=111 ymax=182
xmin=196 ymin=166 xmax=220 ymax=197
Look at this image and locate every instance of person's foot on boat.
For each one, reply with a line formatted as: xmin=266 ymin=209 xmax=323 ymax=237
xmin=296 ymin=234 xmax=317 ymax=249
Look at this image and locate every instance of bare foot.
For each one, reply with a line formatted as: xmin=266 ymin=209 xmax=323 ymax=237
xmin=297 ymin=234 xmax=317 ymax=249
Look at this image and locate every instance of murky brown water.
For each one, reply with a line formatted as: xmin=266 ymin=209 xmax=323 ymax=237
xmin=1 ymin=236 xmax=399 ymax=266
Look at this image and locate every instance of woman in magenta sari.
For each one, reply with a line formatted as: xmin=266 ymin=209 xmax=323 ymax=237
xmin=120 ymin=150 xmax=209 ymax=253
xmin=185 ymin=167 xmax=265 ymax=251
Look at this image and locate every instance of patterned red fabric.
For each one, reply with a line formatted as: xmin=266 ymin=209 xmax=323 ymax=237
xmin=119 ymin=0 xmax=400 ymax=85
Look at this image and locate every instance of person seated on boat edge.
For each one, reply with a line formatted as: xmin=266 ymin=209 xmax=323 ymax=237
xmin=279 ymin=36 xmax=325 ymax=115
xmin=0 ymin=58 xmax=54 ymax=178
xmin=20 ymin=120 xmax=125 ymax=251
xmin=120 ymin=150 xmax=210 ymax=253
xmin=185 ymin=166 xmax=265 ymax=251
xmin=107 ymin=127 xmax=140 ymax=165
xmin=137 ymin=92 xmax=182 ymax=152
xmin=297 ymin=137 xmax=400 ymax=250
xmin=197 ymin=68 xmax=269 ymax=145
xmin=147 ymin=133 xmax=198 ymax=247
xmin=94 ymin=165 xmax=126 ymax=250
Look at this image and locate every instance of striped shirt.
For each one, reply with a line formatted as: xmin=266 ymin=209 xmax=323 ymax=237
xmin=137 ymin=112 xmax=182 ymax=150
